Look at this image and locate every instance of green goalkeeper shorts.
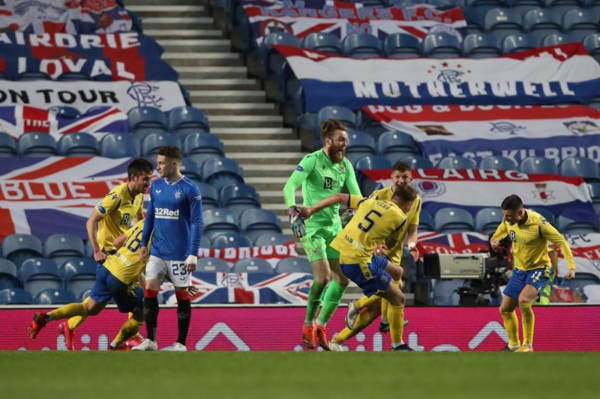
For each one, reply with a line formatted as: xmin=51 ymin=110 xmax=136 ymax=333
xmin=301 ymin=225 xmax=341 ymax=262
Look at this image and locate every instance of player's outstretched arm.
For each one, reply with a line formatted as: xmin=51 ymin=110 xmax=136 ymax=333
xmin=299 ymin=193 xmax=351 ymax=219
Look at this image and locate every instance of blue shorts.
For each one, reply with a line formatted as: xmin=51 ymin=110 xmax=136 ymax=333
xmin=90 ymin=264 xmax=143 ymax=313
xmin=341 ymin=255 xmax=392 ymax=297
xmin=503 ymin=267 xmax=553 ymax=300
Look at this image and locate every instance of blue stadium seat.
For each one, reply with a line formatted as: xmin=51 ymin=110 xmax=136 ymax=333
xmin=127 ymin=106 xmax=168 ymax=132
xmin=557 ymin=215 xmax=599 ymax=234
xmin=167 ymin=105 xmax=210 ymax=133
xmin=203 ymin=207 xmax=240 ymax=237
xmin=431 ymin=279 xmax=462 ymax=305
xmin=200 ymin=157 xmax=245 ymax=190
xmin=239 ymin=208 xmax=282 ymax=242
xmin=519 ymin=156 xmax=559 ymax=175
xmin=475 ymin=207 xmax=503 ymax=235
xmin=0 ymin=131 xmax=17 ymax=156
xmin=44 ymin=233 xmax=86 ymax=268
xmin=0 ymin=287 xmax=33 ymax=304
xmin=530 ymin=206 xmax=557 ymax=226
xmin=392 ymin=154 xmax=434 ymax=169
xmin=34 ymin=287 xmax=76 ymax=305
xmin=341 ymin=33 xmax=383 ymax=58
xmin=478 ymin=155 xmax=518 ymax=171
xmin=18 ymin=257 xmax=63 ymax=298
xmin=522 ymin=8 xmax=563 ymax=46
xmin=201 ymin=234 xmax=211 ymax=249
xmin=505 ymin=0 xmax=545 ymax=14
xmin=16 ymin=133 xmax=58 ymax=156
xmin=60 ymin=257 xmax=97 ymax=300
xmin=483 ymin=8 xmax=524 ymax=47
xmin=99 ymin=132 xmax=139 ymax=158
xmin=257 ymin=31 xmax=300 ymax=79
xmin=583 ymin=33 xmax=600 ymax=63
xmin=502 ymin=33 xmax=537 ymax=55
xmin=376 ymin=130 xmax=420 ymax=156
xmin=434 ymin=207 xmax=476 ymax=233
xmin=540 ymin=32 xmax=576 ymax=47
xmin=0 ymin=258 xmax=21 ymax=290
xmin=180 ymin=158 xmax=203 ymax=182
xmin=559 ymin=156 xmax=599 ymax=179
xmin=418 ymin=210 xmax=435 ymax=232
xmin=462 ymin=32 xmax=502 ymax=58
xmin=140 ymin=131 xmax=179 ymax=157
xmin=196 ymin=182 xmax=220 ymax=209
xmin=219 ymin=183 xmax=261 ymax=218
xmin=231 ymin=257 xmax=274 ymax=273
xmin=561 ymin=7 xmax=599 ymax=41
xmin=436 ymin=155 xmax=477 ymax=169
xmin=49 ymin=105 xmax=81 ymax=119
xmin=354 ymin=154 xmax=393 ymax=170
xmin=317 ymin=105 xmax=357 ymax=129
xmin=182 ymin=132 xmax=225 ymax=166
xmin=383 ymin=32 xmax=421 ymax=59
xmin=301 ymin=32 xmax=343 ymax=54
xmin=421 ymin=32 xmax=462 ymax=58
xmin=211 ymin=231 xmax=252 ymax=249
xmin=57 ymin=132 xmax=100 ymax=156
xmin=253 ymin=231 xmax=293 ymax=246
xmin=1 ymin=233 xmax=44 ymax=268
xmin=275 ymin=257 xmax=312 ymax=274
xmin=345 ymin=129 xmax=377 ymax=163
xmin=196 ymin=257 xmax=230 ymax=272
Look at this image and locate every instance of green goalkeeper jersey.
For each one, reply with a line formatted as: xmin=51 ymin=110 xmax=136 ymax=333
xmin=283 ymin=149 xmax=361 ymax=228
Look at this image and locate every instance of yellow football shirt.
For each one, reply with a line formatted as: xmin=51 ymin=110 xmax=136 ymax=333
xmin=103 ymin=220 xmax=146 ymax=285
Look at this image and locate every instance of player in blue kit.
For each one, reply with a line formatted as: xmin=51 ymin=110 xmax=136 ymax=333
xmin=132 ymin=146 xmax=203 ymax=351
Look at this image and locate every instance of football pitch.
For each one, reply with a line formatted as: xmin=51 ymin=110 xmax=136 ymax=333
xmin=1 ymin=351 xmax=599 ymax=399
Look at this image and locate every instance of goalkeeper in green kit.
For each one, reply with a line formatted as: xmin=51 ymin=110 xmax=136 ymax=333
xmin=282 ymin=119 xmax=362 ymax=350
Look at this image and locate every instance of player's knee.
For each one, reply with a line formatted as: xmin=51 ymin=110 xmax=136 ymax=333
xmin=175 ymin=289 xmax=191 ymax=302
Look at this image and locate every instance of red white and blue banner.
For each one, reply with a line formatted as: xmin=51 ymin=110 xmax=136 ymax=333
xmin=361 ymin=168 xmax=598 ymax=225
xmin=0 ymin=105 xmax=129 ymax=139
xmin=0 ymin=0 xmax=133 ymax=34
xmin=0 ymin=80 xmax=187 ymax=112
xmin=365 ymin=104 xmax=600 ymax=165
xmin=0 ymin=32 xmax=176 ymax=81
xmin=276 ymin=43 xmax=600 ymax=112
xmin=243 ymin=1 xmax=466 ymax=44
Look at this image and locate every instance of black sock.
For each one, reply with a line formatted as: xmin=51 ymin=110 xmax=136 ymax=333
xmin=143 ymin=297 xmax=159 ymax=341
xmin=177 ymin=300 xmax=191 ymax=345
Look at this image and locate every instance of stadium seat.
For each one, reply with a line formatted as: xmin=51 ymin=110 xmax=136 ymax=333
xmin=345 ymin=129 xmax=377 ymax=163
xmin=431 ymin=279 xmax=462 ymax=306
xmin=561 ymin=8 xmax=599 ymax=41
xmin=196 ymin=257 xmax=230 ymax=272
xmin=231 ymin=257 xmax=274 ymax=273
xmin=57 ymin=132 xmax=100 ymax=156
xmin=478 ymin=155 xmax=518 ymax=171
xmin=583 ymin=33 xmax=600 ymax=63
xmin=341 ymin=32 xmax=383 ymax=58
xmin=392 ymin=154 xmax=434 ymax=169
xmin=60 ymin=257 xmax=97 ymax=300
xmin=219 ymin=183 xmax=261 ymax=219
xmin=49 ymin=105 xmax=81 ymax=119
xmin=180 ymin=158 xmax=203 ymax=182
xmin=34 ymin=287 xmax=76 ymax=305
xmin=44 ymin=233 xmax=86 ymax=268
xmin=559 ymin=156 xmax=599 ymax=179
xmin=530 ymin=206 xmax=557 ymax=226
xmin=0 ymin=258 xmax=21 ymax=290
xmin=483 ymin=8 xmax=524 ymax=46
xmin=239 ymin=208 xmax=282 ymax=234
xmin=257 ymin=31 xmax=300 ymax=79
xmin=317 ymin=105 xmax=358 ymax=129
xmin=383 ymin=32 xmax=421 ymax=59
xmin=504 ymin=0 xmax=545 ymax=14
xmin=519 ymin=156 xmax=559 ymax=175
xmin=275 ymin=257 xmax=312 ymax=274
xmin=461 ymin=32 xmax=502 ymax=58
xmin=434 ymin=207 xmax=476 ymax=233
xmin=0 ymin=287 xmax=33 ymax=304
xmin=376 ymin=130 xmax=420 ymax=156
xmin=502 ymin=33 xmax=537 ymax=55
xmin=418 ymin=210 xmax=435 ymax=232
xmin=181 ymin=132 xmax=225 ymax=160
xmin=201 ymin=234 xmax=211 ymax=249
xmin=0 ymin=131 xmax=17 ymax=156
xmin=421 ymin=32 xmax=462 ymax=58
xmin=127 ymin=106 xmax=168 ymax=132
xmin=16 ymin=132 xmax=59 ymax=156
xmin=522 ymin=8 xmax=563 ymax=46
xmin=557 ymin=215 xmax=599 ymax=235
xmin=1 ymin=233 xmax=44 ymax=268
xmin=18 ymin=257 xmax=63 ymax=298
xmin=196 ymin=182 xmax=220 ymax=209
xmin=540 ymin=32 xmax=576 ymax=47
xmin=200 ymin=157 xmax=245 ymax=190
xmin=140 ymin=131 xmax=179 ymax=157
xmin=253 ymin=231 xmax=293 ymax=246
xmin=99 ymin=132 xmax=139 ymax=158
xmin=301 ymin=32 xmax=343 ymax=54
xmin=211 ymin=231 xmax=252 ymax=249
xmin=354 ymin=154 xmax=393 ymax=170
xmin=203 ymin=207 xmax=240 ymax=237
xmin=167 ymin=105 xmax=210 ymax=133
xmin=475 ymin=207 xmax=504 ymax=235
xmin=436 ymin=155 xmax=477 ymax=169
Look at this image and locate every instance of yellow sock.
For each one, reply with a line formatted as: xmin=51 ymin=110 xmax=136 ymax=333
xmin=331 ymin=311 xmax=377 ymax=343
xmin=519 ymin=303 xmax=535 ymax=346
xmin=355 ymin=294 xmax=379 ymax=309
xmin=501 ymin=310 xmax=520 ymax=348
xmin=49 ymin=302 xmax=88 ymax=320
xmin=387 ymin=303 xmax=405 ymax=346
xmin=67 ymin=296 xmax=91 ymax=330
xmin=112 ymin=318 xmax=142 ymax=346
xmin=380 ymin=299 xmax=389 ymax=321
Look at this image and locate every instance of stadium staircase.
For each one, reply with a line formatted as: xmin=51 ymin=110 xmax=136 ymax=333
xmin=126 ymin=0 xmax=304 ymax=236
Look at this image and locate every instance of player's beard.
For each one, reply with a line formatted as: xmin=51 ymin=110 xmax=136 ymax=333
xmin=328 ymin=145 xmax=346 ymax=163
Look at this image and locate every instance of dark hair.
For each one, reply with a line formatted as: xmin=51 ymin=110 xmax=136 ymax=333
xmin=320 ymin=119 xmax=347 ymax=142
xmin=158 ymin=146 xmax=182 ymax=162
xmin=392 ymin=160 xmax=412 ymax=173
xmin=392 ymin=184 xmax=417 ymax=203
xmin=127 ymin=158 xmax=153 ymax=179
xmin=501 ymin=194 xmax=523 ymax=211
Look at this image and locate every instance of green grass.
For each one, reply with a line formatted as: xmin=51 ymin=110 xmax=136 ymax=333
xmin=1 ymin=352 xmax=599 ymax=399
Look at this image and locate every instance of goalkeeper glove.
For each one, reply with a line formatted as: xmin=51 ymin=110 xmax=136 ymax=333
xmin=288 ymin=206 xmax=306 ymax=239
